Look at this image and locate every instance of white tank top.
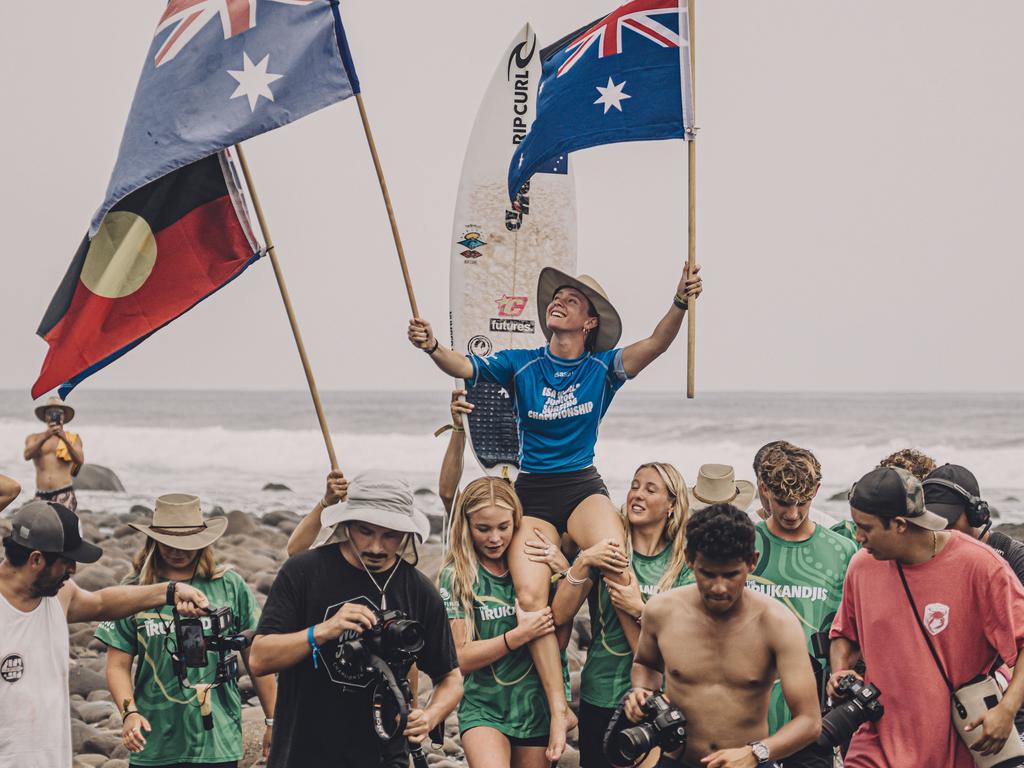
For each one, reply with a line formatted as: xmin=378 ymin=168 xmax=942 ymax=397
xmin=0 ymin=591 xmax=71 ymax=768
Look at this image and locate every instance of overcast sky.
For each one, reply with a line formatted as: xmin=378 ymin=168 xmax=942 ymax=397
xmin=2 ymin=1 xmax=1022 ymax=402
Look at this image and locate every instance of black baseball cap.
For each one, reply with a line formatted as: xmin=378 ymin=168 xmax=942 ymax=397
xmin=6 ymin=500 xmax=102 ymax=563
xmin=923 ymin=464 xmax=981 ymax=525
xmin=849 ymin=466 xmax=947 ymax=531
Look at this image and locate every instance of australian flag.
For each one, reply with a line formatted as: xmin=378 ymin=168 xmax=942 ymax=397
xmin=508 ymin=0 xmax=695 ymax=201
xmin=33 ymin=0 xmax=359 ymax=398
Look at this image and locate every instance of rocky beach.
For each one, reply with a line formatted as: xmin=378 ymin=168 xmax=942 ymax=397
xmin=0 ymin=466 xmax=590 ymax=768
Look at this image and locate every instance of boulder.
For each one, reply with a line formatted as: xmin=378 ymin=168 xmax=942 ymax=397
xmin=74 ymin=755 xmax=109 ymax=768
xmin=87 ymin=689 xmax=114 ymax=703
xmin=101 ymin=761 xmax=130 ymax=768
xmin=127 ymin=505 xmax=152 ymax=520
xmin=77 ymin=701 xmax=118 ymax=725
xmin=262 ymin=510 xmax=300 ymax=527
xmin=225 ymin=509 xmax=258 ymax=536
xmin=828 ymin=488 xmax=851 ymax=502
xmin=73 ymin=465 xmax=125 ymax=493
xmin=254 ymin=572 xmax=276 ymax=595
xmin=995 ymin=523 xmax=1024 ymax=543
xmin=69 ymin=663 xmax=107 ymax=697
xmin=262 ymin=482 xmax=292 ymax=492
xmin=74 ymin=564 xmax=117 ymax=592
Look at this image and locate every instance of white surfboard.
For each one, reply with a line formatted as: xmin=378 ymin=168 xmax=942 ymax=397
xmin=449 ymin=24 xmax=579 ymax=479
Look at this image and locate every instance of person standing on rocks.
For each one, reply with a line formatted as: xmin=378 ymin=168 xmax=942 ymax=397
xmin=95 ymin=494 xmax=277 ymax=767
xmin=24 ymin=395 xmax=84 ymax=512
xmin=249 ymin=471 xmax=463 ymax=768
xmin=749 ymin=443 xmax=857 ymax=768
xmin=439 ymin=476 xmax=571 ymax=768
xmin=624 ymin=504 xmax=821 ymax=767
xmin=0 ymin=474 xmax=20 ymax=513
xmin=0 ymin=500 xmax=209 ymax=768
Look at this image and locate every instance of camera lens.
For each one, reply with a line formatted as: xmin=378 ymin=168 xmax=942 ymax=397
xmin=615 ymin=724 xmax=657 ymax=763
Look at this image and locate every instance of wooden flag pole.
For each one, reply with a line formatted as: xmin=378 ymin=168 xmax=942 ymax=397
xmin=354 ymin=93 xmax=420 ymax=318
xmin=686 ymin=0 xmax=698 ymax=399
xmin=234 ymin=143 xmax=339 ymax=471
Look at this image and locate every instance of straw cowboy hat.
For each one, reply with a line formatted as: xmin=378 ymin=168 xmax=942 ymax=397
xmin=687 ymin=464 xmax=757 ymax=512
xmin=35 ymin=395 xmax=75 ymax=424
xmin=129 ymin=493 xmax=228 ymax=550
xmin=318 ymin=470 xmax=430 ymax=564
xmin=537 ymin=267 xmax=622 ymax=352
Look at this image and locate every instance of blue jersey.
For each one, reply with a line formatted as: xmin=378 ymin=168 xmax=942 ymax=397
xmin=467 ymin=347 xmax=629 ymax=474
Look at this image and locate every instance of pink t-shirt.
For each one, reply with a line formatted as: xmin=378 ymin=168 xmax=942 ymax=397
xmin=830 ymin=532 xmax=1024 ymax=768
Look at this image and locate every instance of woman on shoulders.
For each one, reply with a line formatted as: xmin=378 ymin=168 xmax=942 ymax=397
xmin=408 ymin=264 xmax=701 ymax=760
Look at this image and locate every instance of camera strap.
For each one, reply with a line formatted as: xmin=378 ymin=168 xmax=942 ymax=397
xmin=895 ymin=562 xmax=968 ymax=719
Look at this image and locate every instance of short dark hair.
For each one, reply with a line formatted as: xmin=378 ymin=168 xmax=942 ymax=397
xmin=2 ymin=536 xmax=62 ymax=567
xmin=685 ymin=504 xmax=756 ymax=563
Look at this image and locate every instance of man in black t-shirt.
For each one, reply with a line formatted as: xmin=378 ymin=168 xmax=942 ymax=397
xmin=249 ymin=471 xmax=463 ymax=768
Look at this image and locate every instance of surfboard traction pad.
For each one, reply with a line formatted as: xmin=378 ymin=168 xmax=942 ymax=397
xmin=465 ymin=382 xmax=519 ymax=472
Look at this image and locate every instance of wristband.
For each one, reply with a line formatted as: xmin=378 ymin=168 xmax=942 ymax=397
xmin=565 ymin=563 xmax=589 ymax=586
xmin=319 ymin=496 xmax=332 ymax=508
xmin=307 ymin=625 xmax=322 ymax=669
xmin=424 ymin=338 xmax=440 ymax=355
xmin=550 ymin=569 xmax=567 ymax=584
xmin=166 ymin=581 xmax=178 ymax=606
xmin=673 ymin=294 xmax=689 ymax=311
xmin=264 ymin=717 xmax=274 ymax=727
xmin=503 ymin=631 xmax=514 ymax=652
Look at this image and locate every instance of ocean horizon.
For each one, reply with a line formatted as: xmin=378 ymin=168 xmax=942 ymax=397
xmin=2 ymin=389 xmax=1021 ymax=525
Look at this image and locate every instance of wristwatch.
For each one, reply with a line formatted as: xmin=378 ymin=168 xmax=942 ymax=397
xmin=749 ymin=741 xmax=770 ymax=764
xmin=165 ymin=581 xmax=178 ymax=606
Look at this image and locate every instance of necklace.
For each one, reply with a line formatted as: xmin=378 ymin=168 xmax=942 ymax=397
xmin=931 ymin=531 xmax=938 ymax=559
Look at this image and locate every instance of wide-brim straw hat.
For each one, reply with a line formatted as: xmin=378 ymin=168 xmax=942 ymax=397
xmin=537 ymin=267 xmax=622 ymax=352
xmin=687 ymin=464 xmax=757 ymax=512
xmin=319 ymin=470 xmax=430 ymax=564
xmin=35 ymin=395 xmax=75 ymax=424
xmin=129 ymin=493 xmax=228 ymax=550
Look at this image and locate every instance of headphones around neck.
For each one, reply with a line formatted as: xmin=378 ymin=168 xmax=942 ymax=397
xmin=922 ymin=477 xmax=991 ymax=530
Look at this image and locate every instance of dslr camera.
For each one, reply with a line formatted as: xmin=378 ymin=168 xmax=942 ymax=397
xmin=817 ymin=674 xmax=884 ymax=748
xmin=337 ymin=608 xmax=425 ymax=670
xmin=605 ymin=692 xmax=687 ymax=766
xmin=333 ymin=608 xmax=432 ymax=768
xmin=173 ymin=606 xmax=251 ymax=682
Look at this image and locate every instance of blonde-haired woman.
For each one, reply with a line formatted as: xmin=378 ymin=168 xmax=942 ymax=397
xmin=96 ymin=495 xmax=276 ymax=767
xmin=539 ymin=463 xmax=691 ymax=768
xmin=438 ymin=477 xmax=570 ymax=768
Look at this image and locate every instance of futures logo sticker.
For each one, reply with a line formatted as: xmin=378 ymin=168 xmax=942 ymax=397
xmin=924 ymin=603 xmax=950 ymax=635
xmin=1 ymin=654 xmax=24 ymax=683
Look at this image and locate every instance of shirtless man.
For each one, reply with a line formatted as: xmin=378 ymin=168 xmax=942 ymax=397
xmin=24 ymin=396 xmax=84 ymax=512
xmin=624 ymin=504 xmax=820 ymax=768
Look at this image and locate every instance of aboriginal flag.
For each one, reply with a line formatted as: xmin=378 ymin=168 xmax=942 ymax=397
xmin=32 ymin=153 xmax=260 ymax=398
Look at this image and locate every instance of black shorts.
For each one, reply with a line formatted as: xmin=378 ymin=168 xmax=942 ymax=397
xmin=514 ymin=466 xmax=609 ymax=535
xmin=578 ymin=700 xmax=616 ymax=768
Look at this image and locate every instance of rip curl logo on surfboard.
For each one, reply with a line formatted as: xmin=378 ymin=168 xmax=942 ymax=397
xmin=458 ymin=230 xmax=487 ymax=260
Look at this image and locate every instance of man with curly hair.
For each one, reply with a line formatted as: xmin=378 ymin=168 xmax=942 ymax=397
xmin=751 ymin=443 xmax=837 ymax=528
xmin=624 ymin=504 xmax=820 ymax=767
xmin=751 ymin=444 xmax=857 ymax=767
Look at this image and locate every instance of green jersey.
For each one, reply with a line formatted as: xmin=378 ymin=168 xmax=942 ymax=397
xmin=438 ymin=564 xmax=567 ymax=739
xmin=95 ymin=569 xmax=260 ymax=766
xmin=750 ymin=521 xmax=857 ymax=734
xmin=830 ymin=518 xmax=859 ymax=545
xmin=581 ymin=546 xmax=692 ymax=709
